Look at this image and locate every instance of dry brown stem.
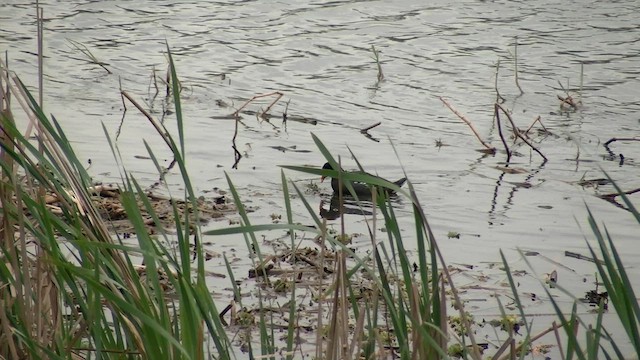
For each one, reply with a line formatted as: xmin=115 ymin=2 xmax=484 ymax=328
xmin=120 ymin=90 xmax=173 ymax=151
xmin=232 ymin=91 xmax=283 ymax=118
xmin=524 ymin=115 xmax=548 ymax=136
xmin=439 ymin=97 xmax=496 ymax=153
xmin=494 ymin=103 xmax=512 ymax=163
xmin=497 ymin=321 xmax=563 ymax=360
xmin=514 ymin=36 xmax=524 ymax=95
xmin=495 ymin=103 xmax=547 ymax=162
xmin=604 ymin=137 xmax=640 ymax=146
xmin=360 ymin=121 xmax=381 ymax=133
xmin=494 ymin=59 xmax=506 ymax=103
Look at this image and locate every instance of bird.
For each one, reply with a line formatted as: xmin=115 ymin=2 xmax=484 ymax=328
xmin=320 ymin=162 xmax=407 ymax=196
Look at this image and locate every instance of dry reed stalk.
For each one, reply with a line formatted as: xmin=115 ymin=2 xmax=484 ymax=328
xmin=552 ymin=321 xmax=564 ymax=359
xmin=371 ymin=45 xmax=384 ymax=82
xmin=120 ymin=90 xmax=173 ymax=151
xmin=514 ymin=36 xmax=524 ymax=95
xmin=348 ymin=301 xmax=367 ymax=359
xmin=494 ymin=103 xmax=547 ymax=162
xmin=495 ymin=59 xmax=505 ymax=103
xmin=232 ymin=91 xmax=283 ymax=118
xmin=361 ymin=121 xmax=381 ymax=133
xmin=325 ymin=251 xmax=349 ymax=360
xmin=439 ymin=97 xmax=496 ymax=153
xmin=421 ymin=215 xmax=483 ymax=360
xmin=523 ymin=115 xmax=548 ymax=136
xmin=494 ymin=103 xmax=512 ymax=163
xmin=315 ymin=219 xmax=327 ymax=360
xmin=497 ymin=321 xmax=563 ymax=360
xmin=408 ymin=282 xmax=422 ymax=358
xmin=231 ymin=117 xmax=242 ymax=169
xmin=492 ymin=336 xmax=514 ymax=359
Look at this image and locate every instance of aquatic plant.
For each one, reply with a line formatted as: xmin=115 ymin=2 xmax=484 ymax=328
xmin=1 ymin=30 xmax=638 ymax=360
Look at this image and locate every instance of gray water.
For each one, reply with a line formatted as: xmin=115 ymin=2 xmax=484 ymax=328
xmin=2 ymin=0 xmax=639 ymax=356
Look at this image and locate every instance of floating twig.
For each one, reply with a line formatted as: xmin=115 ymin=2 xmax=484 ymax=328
xmin=439 ymin=97 xmax=496 ymax=153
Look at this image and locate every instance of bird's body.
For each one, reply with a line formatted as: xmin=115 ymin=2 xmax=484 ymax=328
xmin=321 ymin=162 xmax=407 ymax=196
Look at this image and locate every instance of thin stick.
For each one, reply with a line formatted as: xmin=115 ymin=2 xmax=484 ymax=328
xmin=371 ymin=45 xmax=384 ymax=82
xmin=37 ymin=5 xmax=43 ymax=108
xmin=1 ymin=52 xmax=8 ymax=110
xmin=495 ymin=103 xmax=547 ymax=162
xmin=603 ymin=137 xmax=640 ymax=146
xmin=120 ymin=90 xmax=172 ymax=151
xmin=68 ymin=39 xmax=111 ymax=74
xmin=231 ymin=118 xmax=242 ymax=169
xmin=579 ymin=62 xmax=584 ymax=101
xmin=494 ymin=104 xmax=512 ymax=163
xmin=495 ymin=59 xmax=505 ymax=103
xmin=232 ymin=91 xmax=283 ymax=118
xmin=523 ymin=115 xmax=548 ymax=136
xmin=514 ymin=36 xmax=524 ymax=94
xmin=498 ymin=321 xmax=563 ymax=360
xmin=439 ymin=97 xmax=496 ymax=153
xmin=360 ymin=121 xmax=381 ymax=133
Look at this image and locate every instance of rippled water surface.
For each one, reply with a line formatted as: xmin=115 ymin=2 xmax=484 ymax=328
xmin=2 ymin=0 xmax=639 ymax=355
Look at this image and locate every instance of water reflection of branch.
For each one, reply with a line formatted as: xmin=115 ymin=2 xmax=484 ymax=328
xmin=487 ymin=161 xmax=546 ymax=224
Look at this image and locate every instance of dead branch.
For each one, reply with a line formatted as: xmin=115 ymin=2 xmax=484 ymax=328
xmin=523 ymin=115 xmax=548 ymax=136
xmin=495 ymin=103 xmax=548 ymax=162
xmin=360 ymin=122 xmax=381 ymax=143
xmin=360 ymin=122 xmax=381 ymax=133
xmin=231 ymin=117 xmax=242 ymax=169
xmin=514 ymin=36 xmax=524 ymax=95
xmin=494 ymin=59 xmax=505 ymax=103
xmin=232 ymin=91 xmax=283 ymax=118
xmin=604 ymin=137 xmax=640 ymax=146
xmin=493 ymin=103 xmax=511 ymax=163
xmin=439 ymin=97 xmax=496 ymax=153
xmin=120 ymin=90 xmax=173 ymax=151
xmin=558 ymin=94 xmax=578 ymax=110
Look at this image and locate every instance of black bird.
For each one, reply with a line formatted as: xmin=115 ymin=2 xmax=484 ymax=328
xmin=320 ymin=162 xmax=407 ymax=196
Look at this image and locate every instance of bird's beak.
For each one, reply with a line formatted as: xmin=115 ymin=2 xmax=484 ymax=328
xmin=320 ymin=175 xmax=326 ymax=182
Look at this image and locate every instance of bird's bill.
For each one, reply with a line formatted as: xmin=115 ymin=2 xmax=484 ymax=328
xmin=320 ymin=175 xmax=326 ymax=182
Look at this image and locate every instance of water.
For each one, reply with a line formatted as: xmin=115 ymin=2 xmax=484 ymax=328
xmin=2 ymin=0 xmax=639 ymax=356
